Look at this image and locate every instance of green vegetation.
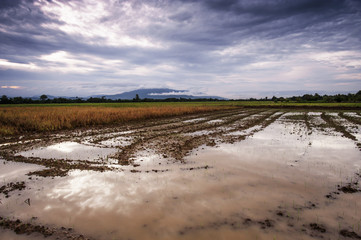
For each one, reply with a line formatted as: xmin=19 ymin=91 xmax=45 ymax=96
xmin=1 ymin=90 xmax=360 ymax=105
xmin=0 ymin=101 xmax=361 ymax=108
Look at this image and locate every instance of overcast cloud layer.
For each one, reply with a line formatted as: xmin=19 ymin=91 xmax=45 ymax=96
xmin=0 ymin=0 xmax=361 ymax=98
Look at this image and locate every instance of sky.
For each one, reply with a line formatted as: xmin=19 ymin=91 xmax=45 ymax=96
xmin=0 ymin=0 xmax=361 ymax=98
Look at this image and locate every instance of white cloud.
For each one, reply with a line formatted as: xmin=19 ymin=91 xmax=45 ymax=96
xmin=0 ymin=59 xmax=39 ymax=71
xmin=37 ymin=0 xmax=166 ymax=48
xmin=148 ymin=91 xmax=188 ymax=96
xmin=310 ymin=51 xmax=361 ymax=69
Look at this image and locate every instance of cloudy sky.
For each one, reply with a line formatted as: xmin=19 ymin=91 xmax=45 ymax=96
xmin=0 ymin=0 xmax=361 ymax=98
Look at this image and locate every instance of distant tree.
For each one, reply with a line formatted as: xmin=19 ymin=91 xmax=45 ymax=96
xmin=133 ymin=94 xmax=140 ymax=101
xmin=322 ymin=95 xmax=332 ymax=102
xmin=355 ymin=90 xmax=361 ymax=101
xmin=13 ymin=97 xmax=24 ymax=104
xmin=334 ymin=94 xmax=344 ymax=103
xmin=314 ymin=93 xmax=322 ymax=101
xmin=40 ymin=94 xmax=48 ymax=101
xmin=302 ymin=94 xmax=312 ymax=101
xmin=1 ymin=95 xmax=10 ymax=104
xmin=75 ymin=97 xmax=83 ymax=103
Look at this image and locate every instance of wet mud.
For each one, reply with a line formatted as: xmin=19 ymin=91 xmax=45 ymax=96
xmin=0 ymin=181 xmax=26 ymax=198
xmin=0 ymin=108 xmax=361 ymax=239
xmin=0 ymin=217 xmax=91 ymax=240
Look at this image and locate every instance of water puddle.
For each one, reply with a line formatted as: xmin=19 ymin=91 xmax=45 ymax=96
xmin=308 ymin=112 xmax=327 ymax=125
xmin=0 ymin=229 xmax=43 ymax=240
xmin=80 ymin=130 xmax=134 ymax=146
xmin=207 ymin=119 xmax=224 ymax=124
xmin=332 ymin=115 xmax=361 ymax=140
xmin=184 ymin=130 xmax=216 ymax=137
xmin=1 ymin=115 xmax=361 ymax=240
xmin=0 ymin=159 xmax=44 ymax=183
xmin=344 ymin=112 xmax=361 ymax=117
xmin=0 ymin=139 xmax=42 ymax=148
xmin=227 ymin=125 xmax=263 ymax=136
xmin=131 ymin=149 xmax=170 ymax=168
xmin=183 ymin=118 xmax=206 ymax=123
xmin=17 ymin=142 xmax=118 ymax=161
xmin=97 ymin=136 xmax=133 ymax=148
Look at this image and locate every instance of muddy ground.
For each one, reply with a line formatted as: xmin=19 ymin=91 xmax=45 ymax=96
xmin=0 ymin=108 xmax=361 ymax=239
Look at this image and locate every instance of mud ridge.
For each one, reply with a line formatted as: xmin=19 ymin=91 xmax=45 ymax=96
xmin=321 ymin=112 xmax=357 ymax=141
xmin=0 ymin=217 xmax=92 ymax=240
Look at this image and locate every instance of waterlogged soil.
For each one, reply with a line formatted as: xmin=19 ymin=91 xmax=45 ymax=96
xmin=0 ymin=108 xmax=361 ymax=240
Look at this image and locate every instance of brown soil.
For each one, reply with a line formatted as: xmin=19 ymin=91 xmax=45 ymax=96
xmin=0 ymin=108 xmax=284 ymax=176
xmin=1 ymin=108 xmax=361 ymax=240
xmin=0 ymin=181 xmax=26 ymax=198
xmin=0 ymin=217 xmax=91 ymax=240
xmin=340 ymin=229 xmax=361 ymax=239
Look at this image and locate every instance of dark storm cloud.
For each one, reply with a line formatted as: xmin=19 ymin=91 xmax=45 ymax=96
xmin=0 ymin=0 xmax=22 ymax=9
xmin=0 ymin=0 xmax=50 ymax=26
xmin=169 ymin=12 xmax=193 ymax=23
xmin=201 ymin=0 xmax=346 ymax=15
xmin=1 ymin=0 xmax=359 ymax=49
xmin=175 ymin=0 xmax=360 ymax=45
xmin=0 ymin=0 xmax=67 ymax=63
xmin=0 ymin=0 xmax=360 ymax=97
xmin=0 ymin=0 xmax=357 ymax=62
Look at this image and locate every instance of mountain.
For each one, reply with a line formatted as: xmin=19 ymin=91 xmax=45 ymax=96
xmin=91 ymin=88 xmax=227 ymax=100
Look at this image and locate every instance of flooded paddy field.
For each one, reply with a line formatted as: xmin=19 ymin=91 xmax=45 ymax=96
xmin=1 ymin=108 xmax=361 ymax=240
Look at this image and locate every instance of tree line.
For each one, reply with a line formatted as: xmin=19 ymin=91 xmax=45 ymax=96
xmin=1 ymin=91 xmax=360 ymax=104
xmin=267 ymin=91 xmax=361 ymax=103
xmin=0 ymin=94 xmax=223 ymax=104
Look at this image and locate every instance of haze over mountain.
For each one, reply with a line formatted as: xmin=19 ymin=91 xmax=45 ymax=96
xmin=90 ymin=88 xmax=226 ymax=100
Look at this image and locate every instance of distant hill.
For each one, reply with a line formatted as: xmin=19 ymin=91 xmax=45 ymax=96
xmin=27 ymin=89 xmax=358 ymax=101
xmin=90 ymin=88 xmax=227 ymax=100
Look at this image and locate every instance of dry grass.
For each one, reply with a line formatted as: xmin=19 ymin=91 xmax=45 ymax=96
xmin=0 ymin=105 xmax=229 ymax=136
